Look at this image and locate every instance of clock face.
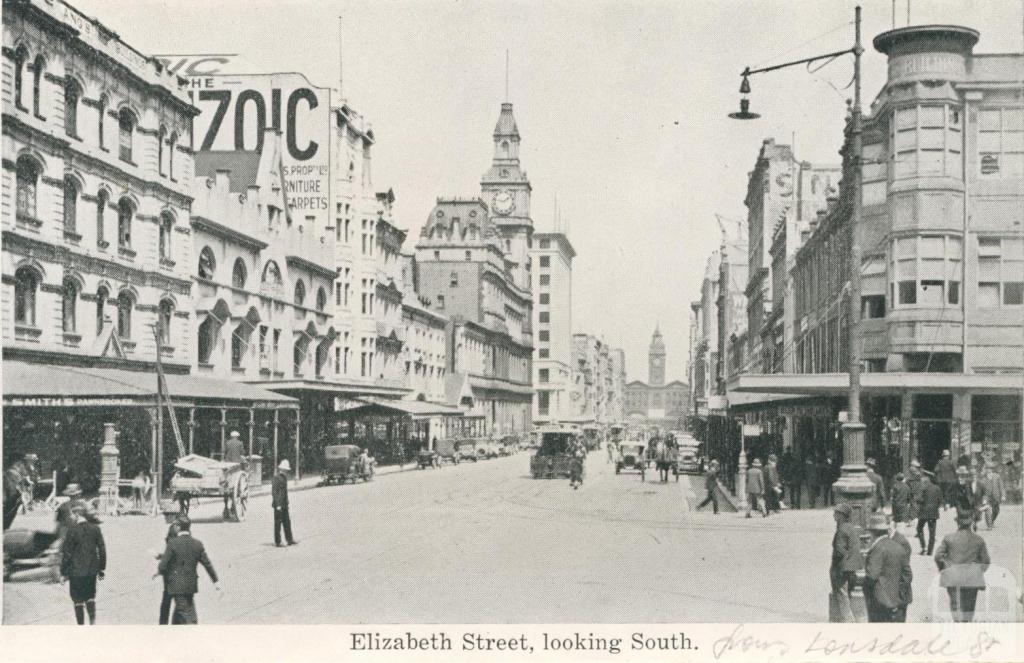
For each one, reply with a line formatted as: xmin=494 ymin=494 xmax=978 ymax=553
xmin=492 ymin=191 xmax=515 ymax=215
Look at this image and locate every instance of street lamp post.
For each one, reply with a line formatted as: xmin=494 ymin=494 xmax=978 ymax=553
xmin=729 ymin=7 xmax=875 ymax=529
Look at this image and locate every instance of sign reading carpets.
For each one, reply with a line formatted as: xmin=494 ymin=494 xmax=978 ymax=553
xmin=172 ymin=66 xmax=332 ymax=228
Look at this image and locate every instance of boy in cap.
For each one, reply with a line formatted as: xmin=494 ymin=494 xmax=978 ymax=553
xmin=935 ymin=512 xmax=991 ymax=623
xmin=829 ymin=503 xmax=863 ymax=622
xmin=60 ymin=504 xmax=106 ymax=624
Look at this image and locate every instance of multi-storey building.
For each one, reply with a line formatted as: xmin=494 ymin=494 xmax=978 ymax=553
xmin=609 ymin=348 xmax=626 ymax=422
xmin=688 ymin=250 xmax=721 ymax=434
xmin=729 ymin=24 xmax=1023 ymax=487
xmin=531 ymin=231 xmax=574 ymax=424
xmin=398 ymin=253 xmax=447 ymax=404
xmin=624 ymin=328 xmax=688 ymax=429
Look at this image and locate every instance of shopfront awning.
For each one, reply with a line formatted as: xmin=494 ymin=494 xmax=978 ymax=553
xmin=348 ymin=396 xmax=464 ymax=419
xmin=2 ymin=361 xmax=299 ymax=408
xmin=728 ymin=372 xmax=1024 ymax=396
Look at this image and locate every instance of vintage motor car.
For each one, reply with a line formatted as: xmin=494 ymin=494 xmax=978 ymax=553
xmin=530 ymin=427 xmax=581 ymax=479
xmin=675 ymin=435 xmax=701 ymax=475
xmin=320 ymin=445 xmax=374 ymax=485
xmin=434 ymin=438 xmax=460 ymax=465
xmin=616 ymin=443 xmax=647 ymax=480
xmin=416 ymin=448 xmax=439 ymax=469
xmin=456 ymin=440 xmax=478 ymax=462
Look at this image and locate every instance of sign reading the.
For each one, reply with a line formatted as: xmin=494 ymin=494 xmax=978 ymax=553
xmin=186 ymin=73 xmax=332 ymax=227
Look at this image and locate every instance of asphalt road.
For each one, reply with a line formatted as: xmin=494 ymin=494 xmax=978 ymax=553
xmin=4 ymin=452 xmax=1021 ymax=624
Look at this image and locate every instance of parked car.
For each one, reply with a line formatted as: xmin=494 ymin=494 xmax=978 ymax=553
xmin=456 ymin=440 xmax=478 ymax=462
xmin=530 ymin=426 xmax=581 ymax=479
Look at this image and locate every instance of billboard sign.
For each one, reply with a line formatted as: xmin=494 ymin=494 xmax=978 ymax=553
xmin=181 ymin=71 xmax=332 ymax=228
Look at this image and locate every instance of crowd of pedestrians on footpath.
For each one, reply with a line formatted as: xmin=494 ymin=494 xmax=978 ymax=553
xmin=829 ymin=451 xmax=1000 ymax=623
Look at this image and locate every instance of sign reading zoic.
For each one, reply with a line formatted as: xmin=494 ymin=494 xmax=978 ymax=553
xmin=186 ymin=72 xmax=332 ymax=225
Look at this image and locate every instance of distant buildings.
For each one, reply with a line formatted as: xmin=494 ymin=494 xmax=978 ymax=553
xmin=625 ymin=328 xmax=688 ymax=429
xmin=531 ymin=232 xmax=574 ymax=424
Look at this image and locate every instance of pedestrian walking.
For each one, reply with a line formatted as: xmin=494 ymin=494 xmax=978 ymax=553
xmin=804 ymin=456 xmax=819 ymax=509
xmin=60 ymin=504 xmax=106 ymax=625
xmin=3 ymin=454 xmax=29 ymax=531
xmin=865 ymin=458 xmax=886 ymax=512
xmin=223 ymin=431 xmax=246 ymax=518
xmin=765 ymin=454 xmax=782 ymax=513
xmin=953 ymin=466 xmax=984 ymax=528
xmin=156 ymin=516 xmax=186 ymax=624
xmin=569 ymin=435 xmax=586 ymax=489
xmin=745 ymin=459 xmax=766 ymax=518
xmin=272 ymin=459 xmax=297 ymax=546
xmin=822 ymin=456 xmax=839 ymax=506
xmin=906 ymin=461 xmax=923 ymax=523
xmin=935 ymin=512 xmax=991 ymax=623
xmin=916 ymin=472 xmax=941 ymax=556
xmin=829 ymin=503 xmax=864 ymax=622
xmin=980 ymin=463 xmax=1004 ymax=530
xmin=158 ymin=516 xmax=219 ymax=624
xmin=888 ymin=518 xmax=914 ymax=622
xmin=864 ymin=514 xmax=909 ymax=623
xmin=781 ymin=449 xmax=801 ymax=509
xmin=696 ymin=460 xmax=719 ymax=514
xmin=890 ymin=473 xmax=911 ymax=526
xmin=934 ymin=449 xmax=957 ymax=509
xmin=55 ymin=483 xmax=86 ymax=537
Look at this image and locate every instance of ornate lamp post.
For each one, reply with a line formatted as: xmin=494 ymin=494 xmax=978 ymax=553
xmin=729 ymin=7 xmax=875 ymax=529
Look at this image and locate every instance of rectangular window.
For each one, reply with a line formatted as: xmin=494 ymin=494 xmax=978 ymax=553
xmin=539 ymin=239 xmax=550 ymax=249
xmin=335 ymin=282 xmax=342 ymax=306
xmin=538 ymin=330 xmax=549 ymax=342
xmin=539 ymin=293 xmax=549 ymax=305
xmin=436 ymin=294 xmax=444 ymax=309
xmin=1004 ymin=282 xmax=1024 ymax=306
xmin=898 ymin=281 xmax=917 ymax=305
xmin=539 ymin=275 xmax=550 ymax=286
xmin=537 ymin=391 xmax=549 ymax=416
xmin=450 ymin=272 xmax=458 ymax=287
xmin=538 ymin=369 xmax=549 ymax=383
xmin=539 ymin=311 xmax=550 ymax=323
xmin=539 ymin=256 xmax=550 ymax=268
xmin=862 ymin=295 xmax=886 ymax=319
xmin=979 ymin=108 xmax=1024 ymax=178
xmin=948 ymin=281 xmax=960 ymax=305
xmin=920 ymin=279 xmax=944 ymax=305
xmin=539 ymin=349 xmax=549 ymax=359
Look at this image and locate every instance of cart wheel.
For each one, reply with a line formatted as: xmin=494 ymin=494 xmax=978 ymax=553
xmin=232 ymin=473 xmax=249 ymax=522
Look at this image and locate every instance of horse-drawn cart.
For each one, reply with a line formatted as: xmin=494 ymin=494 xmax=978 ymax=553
xmin=169 ymin=454 xmax=249 ymax=522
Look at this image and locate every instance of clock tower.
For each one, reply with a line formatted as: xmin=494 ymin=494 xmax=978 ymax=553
xmin=481 ymin=102 xmax=533 ymax=291
xmin=649 ymin=326 xmax=666 ymax=387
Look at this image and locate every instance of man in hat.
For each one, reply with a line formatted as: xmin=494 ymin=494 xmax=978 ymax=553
xmin=906 ymin=460 xmax=923 ymax=523
xmin=222 ymin=431 xmax=246 ymax=518
xmin=865 ymin=459 xmax=886 ymax=512
xmin=158 ymin=516 xmax=218 ymax=624
xmin=696 ymin=459 xmax=720 ymax=514
xmin=55 ymin=483 xmax=86 ymax=537
xmin=60 ymin=504 xmax=106 ymax=625
xmin=3 ymin=454 xmax=29 ymax=531
xmin=934 ymin=449 xmax=957 ymax=510
xmin=954 ymin=466 xmax=984 ymax=528
xmin=830 ymin=503 xmax=863 ymax=622
xmin=980 ymin=464 xmax=1004 ymax=530
xmin=890 ymin=472 xmax=911 ymax=527
xmin=156 ymin=515 xmax=188 ymax=624
xmin=764 ymin=454 xmax=782 ymax=514
xmin=780 ymin=449 xmax=800 ymax=509
xmin=746 ymin=459 xmax=766 ymax=518
xmin=864 ymin=513 xmax=911 ymax=622
xmin=916 ymin=471 xmax=942 ymax=556
xmin=935 ymin=512 xmax=991 ymax=623
xmin=272 ymin=459 xmax=297 ymax=547
xmin=887 ymin=516 xmax=914 ymax=622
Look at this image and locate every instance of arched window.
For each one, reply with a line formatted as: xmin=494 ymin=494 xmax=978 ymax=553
xmin=159 ymin=212 xmax=173 ymax=261
xmin=232 ymin=258 xmax=247 ymax=289
xmin=96 ymin=286 xmax=108 ymax=334
xmin=158 ymin=300 xmax=173 ymax=345
xmin=117 ymin=197 xmax=134 ymax=248
xmin=63 ymin=176 xmax=78 ymax=233
xmin=97 ymin=94 xmax=108 ymax=149
xmin=32 ymin=55 xmax=44 ymax=117
xmin=13 ymin=46 xmax=27 ymax=108
xmin=157 ymin=126 xmax=166 ymax=176
xmin=168 ymin=132 xmax=177 ymax=179
xmin=62 ymin=279 xmax=78 ymax=332
xmin=96 ymin=189 xmax=108 ymax=246
xmin=64 ymin=78 xmax=79 ymax=136
xmin=262 ymin=261 xmax=282 ymax=285
xmin=197 ymin=316 xmax=217 ymax=364
xmin=501 ymin=140 xmax=509 ymax=156
xmin=118 ymin=108 xmax=136 ymax=162
xmin=16 ymin=155 xmax=39 ymax=219
xmin=14 ymin=267 xmax=39 ymax=326
xmin=198 ymin=247 xmax=216 ymax=279
xmin=316 ymin=287 xmax=327 ymax=311
xmin=116 ymin=292 xmax=133 ymax=339
xmin=294 ymin=280 xmax=306 ymax=307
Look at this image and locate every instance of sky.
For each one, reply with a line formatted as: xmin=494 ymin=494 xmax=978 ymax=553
xmin=72 ymin=0 xmax=1023 ymax=384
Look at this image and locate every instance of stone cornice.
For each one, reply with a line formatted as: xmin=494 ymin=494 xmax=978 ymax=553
xmin=286 ymin=255 xmax=337 ymax=281
xmin=190 ymin=215 xmax=268 ymax=252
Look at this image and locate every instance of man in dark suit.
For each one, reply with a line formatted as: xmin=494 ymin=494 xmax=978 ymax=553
xmin=804 ymin=456 xmax=819 ymax=509
xmin=890 ymin=472 xmax=911 ymax=527
xmin=272 ymin=459 xmax=297 ymax=546
xmin=954 ymin=466 xmax=985 ymax=529
xmin=696 ymin=459 xmax=719 ymax=514
xmin=158 ymin=516 xmax=218 ymax=624
xmin=888 ymin=518 xmax=914 ymax=622
xmin=935 ymin=512 xmax=991 ymax=622
xmin=222 ymin=431 xmax=246 ymax=518
xmin=864 ymin=514 xmax=908 ymax=622
xmin=916 ymin=472 xmax=942 ymax=555
xmin=865 ymin=458 xmax=886 ymax=512
xmin=60 ymin=504 xmax=106 ymax=625
xmin=156 ymin=516 xmax=185 ymax=624
xmin=3 ymin=454 xmax=28 ymax=531
xmin=934 ymin=449 xmax=957 ymax=509
xmin=829 ymin=503 xmax=864 ymax=622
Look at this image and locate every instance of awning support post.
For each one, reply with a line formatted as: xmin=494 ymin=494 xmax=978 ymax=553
xmin=295 ymin=410 xmax=302 ymax=481
xmin=273 ymin=409 xmax=280 ymax=470
xmin=248 ymin=407 xmax=255 ymax=457
xmin=219 ymin=408 xmax=227 ymax=459
xmin=187 ymin=408 xmax=195 ymax=455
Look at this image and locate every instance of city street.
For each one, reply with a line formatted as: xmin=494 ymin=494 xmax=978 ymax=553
xmin=5 ymin=453 xmax=1020 ymax=625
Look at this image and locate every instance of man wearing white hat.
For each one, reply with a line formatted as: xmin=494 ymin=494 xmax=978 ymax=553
xmin=271 ymin=460 xmax=296 ymax=547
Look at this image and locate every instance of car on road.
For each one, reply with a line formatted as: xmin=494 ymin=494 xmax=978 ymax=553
xmin=616 ymin=443 xmax=646 ymax=481
xmin=456 ymin=440 xmax=479 ymax=462
xmin=674 ymin=433 xmax=701 ymax=475
xmin=529 ymin=426 xmax=581 ymax=479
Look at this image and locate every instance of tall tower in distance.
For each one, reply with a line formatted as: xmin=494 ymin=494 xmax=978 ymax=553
xmin=649 ymin=326 xmax=666 ymax=387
